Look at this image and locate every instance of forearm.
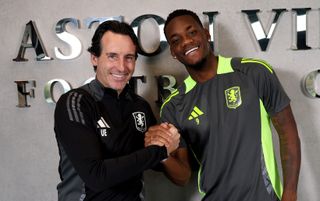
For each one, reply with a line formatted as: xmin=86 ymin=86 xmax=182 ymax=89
xmin=144 ymin=124 xmax=191 ymax=185
xmin=272 ymin=105 xmax=301 ymax=200
xmin=76 ymin=145 xmax=168 ymax=190
xmin=161 ymin=148 xmax=191 ymax=186
xmin=280 ymin=136 xmax=300 ymax=200
xmin=54 ymin=92 xmax=168 ymax=191
xmin=56 ymin=123 xmax=167 ymax=191
xmin=278 ymin=113 xmax=301 ymax=200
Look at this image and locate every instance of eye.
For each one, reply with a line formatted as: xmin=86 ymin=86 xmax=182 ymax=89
xmin=106 ymin=53 xmax=118 ymax=61
xmin=189 ymin=30 xmax=197 ymax=36
xmin=125 ymin=55 xmax=136 ymax=63
xmin=170 ymin=37 xmax=180 ymax=45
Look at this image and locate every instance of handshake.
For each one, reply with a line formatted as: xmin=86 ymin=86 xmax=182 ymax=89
xmin=144 ymin=123 xmax=180 ymax=156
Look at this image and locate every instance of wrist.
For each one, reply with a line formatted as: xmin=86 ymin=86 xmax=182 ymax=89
xmin=159 ymin=145 xmax=169 ymax=161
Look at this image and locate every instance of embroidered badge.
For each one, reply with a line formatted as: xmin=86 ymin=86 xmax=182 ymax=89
xmin=132 ymin=112 xmax=147 ymax=132
xmin=225 ymin=86 xmax=242 ymax=109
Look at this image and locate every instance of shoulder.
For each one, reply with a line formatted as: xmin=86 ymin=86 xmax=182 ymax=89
xmin=231 ymin=57 xmax=275 ymax=76
xmin=54 ymin=88 xmax=99 ymax=127
xmin=58 ymin=88 xmax=92 ymax=102
xmin=56 ymin=88 xmax=96 ymax=111
xmin=160 ymin=84 xmax=185 ymax=113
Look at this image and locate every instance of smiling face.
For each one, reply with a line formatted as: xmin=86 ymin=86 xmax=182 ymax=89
xmin=165 ymin=15 xmax=211 ymax=69
xmin=91 ymin=31 xmax=136 ymax=94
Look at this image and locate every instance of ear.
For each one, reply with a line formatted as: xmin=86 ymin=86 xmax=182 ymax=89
xmin=171 ymin=53 xmax=177 ymax=59
xmin=170 ymin=48 xmax=177 ymax=59
xmin=171 ymin=54 xmax=177 ymax=59
xmin=91 ymin=54 xmax=98 ymax=66
xmin=204 ymin=28 xmax=211 ymax=41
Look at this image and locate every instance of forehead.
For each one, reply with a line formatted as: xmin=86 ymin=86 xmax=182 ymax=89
xmin=100 ymin=31 xmax=136 ymax=53
xmin=165 ymin=15 xmax=203 ymax=37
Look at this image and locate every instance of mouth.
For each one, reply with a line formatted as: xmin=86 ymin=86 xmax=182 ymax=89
xmin=185 ymin=46 xmax=199 ymax=55
xmin=111 ymin=73 xmax=128 ymax=80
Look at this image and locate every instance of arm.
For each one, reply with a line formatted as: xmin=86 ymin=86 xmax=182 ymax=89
xmin=161 ymin=148 xmax=191 ymax=186
xmin=54 ymin=92 xmax=168 ymax=191
xmin=145 ymin=123 xmax=191 ymax=186
xmin=271 ymin=105 xmax=301 ymax=201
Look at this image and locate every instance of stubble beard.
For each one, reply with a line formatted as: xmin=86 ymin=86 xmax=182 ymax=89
xmin=183 ymin=56 xmax=208 ymax=71
xmin=184 ymin=44 xmax=214 ymax=71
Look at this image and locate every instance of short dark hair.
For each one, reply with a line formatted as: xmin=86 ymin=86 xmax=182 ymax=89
xmin=87 ymin=20 xmax=139 ymax=58
xmin=164 ymin=9 xmax=203 ymax=34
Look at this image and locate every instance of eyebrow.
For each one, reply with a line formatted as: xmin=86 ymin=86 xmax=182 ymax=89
xmin=125 ymin=53 xmax=136 ymax=58
xmin=169 ymin=25 xmax=193 ymax=40
xmin=105 ymin=52 xmax=135 ymax=56
xmin=105 ymin=52 xmax=116 ymax=55
xmin=185 ymin=25 xmax=193 ymax=31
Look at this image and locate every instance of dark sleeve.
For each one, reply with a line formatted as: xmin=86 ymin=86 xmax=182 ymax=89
xmin=249 ymin=61 xmax=290 ymax=116
xmin=54 ymin=91 xmax=167 ymax=191
xmin=160 ymin=94 xmax=187 ymax=148
xmin=160 ymin=101 xmax=179 ymax=127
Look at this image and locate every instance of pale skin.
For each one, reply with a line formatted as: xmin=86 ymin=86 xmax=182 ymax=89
xmin=90 ymin=30 xmax=190 ymax=185
xmin=91 ymin=31 xmax=136 ymax=95
xmin=145 ymin=123 xmax=180 ymax=153
xmin=155 ymin=14 xmax=301 ymax=201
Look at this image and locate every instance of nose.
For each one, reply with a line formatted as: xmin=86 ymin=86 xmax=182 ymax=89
xmin=182 ymin=35 xmax=193 ymax=47
xmin=117 ymin=57 xmax=126 ymax=71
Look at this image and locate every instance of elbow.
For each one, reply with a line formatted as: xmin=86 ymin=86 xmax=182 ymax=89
xmin=179 ymin=171 xmax=192 ymax=186
xmin=83 ymin=176 xmax=120 ymax=192
xmin=168 ymin=170 xmax=191 ymax=186
xmin=78 ymin=166 xmax=114 ymax=191
xmin=82 ymin=176 xmax=109 ymax=192
xmin=174 ymin=177 xmax=190 ymax=186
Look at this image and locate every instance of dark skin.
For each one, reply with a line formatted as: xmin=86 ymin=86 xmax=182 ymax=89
xmin=144 ymin=123 xmax=191 ymax=186
xmin=165 ymin=15 xmax=216 ymax=83
xmin=272 ymin=106 xmax=301 ymax=200
xmin=157 ymin=14 xmax=301 ymax=200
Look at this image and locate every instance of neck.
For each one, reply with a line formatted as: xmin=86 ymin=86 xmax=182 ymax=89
xmin=186 ymin=53 xmax=218 ymax=83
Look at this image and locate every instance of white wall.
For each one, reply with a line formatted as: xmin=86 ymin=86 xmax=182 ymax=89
xmin=0 ymin=0 xmax=319 ymax=200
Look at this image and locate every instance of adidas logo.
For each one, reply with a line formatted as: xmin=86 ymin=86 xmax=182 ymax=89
xmin=188 ymin=106 xmax=204 ymax=125
xmin=97 ymin=117 xmax=110 ymax=137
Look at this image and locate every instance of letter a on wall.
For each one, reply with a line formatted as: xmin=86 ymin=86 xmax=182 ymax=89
xmin=13 ymin=20 xmax=52 ymax=62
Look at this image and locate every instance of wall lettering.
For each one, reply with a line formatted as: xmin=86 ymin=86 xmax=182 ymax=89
xmin=12 ymin=8 xmax=320 ymax=107
xmin=14 ymin=80 xmax=36 ymax=107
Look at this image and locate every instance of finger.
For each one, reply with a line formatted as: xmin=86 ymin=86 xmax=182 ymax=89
xmin=147 ymin=129 xmax=173 ymax=140
xmin=160 ymin=122 xmax=169 ymax=129
xmin=145 ymin=134 xmax=158 ymax=144
xmin=146 ymin=138 xmax=164 ymax=147
xmin=173 ymin=132 xmax=180 ymax=140
xmin=146 ymin=133 xmax=171 ymax=147
xmin=149 ymin=137 xmax=167 ymax=147
xmin=167 ymin=124 xmax=178 ymax=134
xmin=148 ymin=124 xmax=165 ymax=132
xmin=148 ymin=141 xmax=165 ymax=147
xmin=151 ymin=135 xmax=171 ymax=147
xmin=144 ymin=137 xmax=151 ymax=147
xmin=148 ymin=125 xmax=173 ymax=136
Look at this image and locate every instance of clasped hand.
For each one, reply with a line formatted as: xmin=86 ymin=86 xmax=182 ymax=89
xmin=144 ymin=123 xmax=180 ymax=155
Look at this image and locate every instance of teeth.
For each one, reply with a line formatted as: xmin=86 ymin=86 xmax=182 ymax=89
xmin=185 ymin=47 xmax=199 ymax=55
xmin=112 ymin=73 xmax=125 ymax=78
